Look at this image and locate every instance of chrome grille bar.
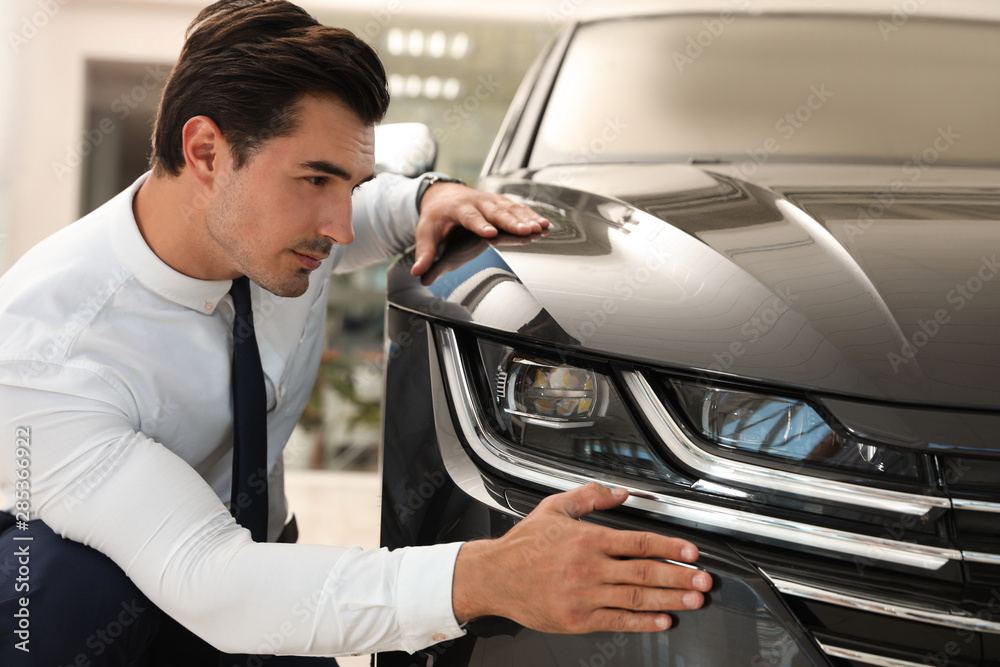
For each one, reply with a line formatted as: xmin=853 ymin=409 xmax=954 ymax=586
xmin=764 ymin=572 xmax=1000 ymax=634
xmin=817 ymin=642 xmax=933 ymax=667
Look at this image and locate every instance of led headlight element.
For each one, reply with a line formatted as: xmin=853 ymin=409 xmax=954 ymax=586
xmin=671 ymin=381 xmax=922 ymax=481
xmin=503 ymin=357 xmax=601 ymax=427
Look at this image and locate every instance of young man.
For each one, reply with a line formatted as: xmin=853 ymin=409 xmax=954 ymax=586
xmin=0 ymin=1 xmax=711 ymax=664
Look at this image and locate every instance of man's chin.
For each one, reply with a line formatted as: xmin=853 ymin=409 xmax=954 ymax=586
xmin=252 ymin=271 xmax=312 ymax=298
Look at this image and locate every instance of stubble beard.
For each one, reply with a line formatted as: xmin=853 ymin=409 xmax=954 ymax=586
xmin=205 ymin=178 xmax=314 ymax=298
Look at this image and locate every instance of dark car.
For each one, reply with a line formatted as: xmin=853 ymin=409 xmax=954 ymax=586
xmin=376 ymin=7 xmax=1000 ymax=666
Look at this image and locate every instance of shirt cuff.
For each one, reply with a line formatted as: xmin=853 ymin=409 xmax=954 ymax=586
xmin=395 ymin=541 xmax=467 ymax=652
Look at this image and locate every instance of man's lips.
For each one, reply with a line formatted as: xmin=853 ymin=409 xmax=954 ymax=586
xmin=292 ymin=250 xmax=328 ymax=270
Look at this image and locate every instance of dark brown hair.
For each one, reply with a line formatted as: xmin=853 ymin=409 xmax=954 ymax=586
xmin=150 ymin=0 xmax=389 ymax=176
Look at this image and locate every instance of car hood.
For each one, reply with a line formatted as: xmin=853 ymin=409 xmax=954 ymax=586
xmin=391 ymin=163 xmax=1000 ymax=408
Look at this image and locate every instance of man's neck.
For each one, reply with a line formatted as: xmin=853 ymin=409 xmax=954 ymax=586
xmin=132 ymin=172 xmax=235 ymax=281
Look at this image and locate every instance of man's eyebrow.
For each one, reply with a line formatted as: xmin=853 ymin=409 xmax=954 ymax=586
xmin=299 ymin=160 xmax=351 ymax=180
xmin=299 ymin=160 xmax=376 ymax=187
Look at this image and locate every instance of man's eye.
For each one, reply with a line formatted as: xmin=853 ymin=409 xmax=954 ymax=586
xmin=306 ymin=176 xmax=327 ymax=186
xmin=352 ymin=184 xmax=363 ymax=195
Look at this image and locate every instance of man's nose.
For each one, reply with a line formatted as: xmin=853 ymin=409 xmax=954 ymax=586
xmin=317 ymin=196 xmax=355 ymax=246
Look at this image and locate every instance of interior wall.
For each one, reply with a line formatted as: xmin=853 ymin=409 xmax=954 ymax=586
xmin=5 ymin=0 xmax=193 ymax=272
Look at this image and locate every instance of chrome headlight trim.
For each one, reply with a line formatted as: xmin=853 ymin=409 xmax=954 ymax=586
xmin=621 ymin=370 xmax=948 ymax=517
xmin=434 ymin=325 xmax=959 ymax=571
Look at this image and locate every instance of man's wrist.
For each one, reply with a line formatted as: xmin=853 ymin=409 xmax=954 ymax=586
xmin=452 ymin=539 xmax=495 ymax=624
xmin=416 ymin=172 xmax=465 ymax=214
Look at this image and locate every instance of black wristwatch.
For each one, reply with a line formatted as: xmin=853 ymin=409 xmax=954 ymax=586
xmin=415 ymin=172 xmax=465 ymax=213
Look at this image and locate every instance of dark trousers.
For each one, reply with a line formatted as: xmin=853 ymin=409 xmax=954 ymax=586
xmin=0 ymin=512 xmax=340 ymax=666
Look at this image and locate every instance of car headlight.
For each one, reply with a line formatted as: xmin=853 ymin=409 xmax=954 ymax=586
xmin=472 ymin=338 xmax=680 ymax=485
xmin=670 ymin=380 xmax=923 ymax=481
xmin=502 ymin=357 xmax=601 ymax=427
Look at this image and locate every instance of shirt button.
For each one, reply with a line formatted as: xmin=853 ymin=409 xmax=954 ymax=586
xmin=203 ymin=301 xmax=213 ymax=312
xmin=431 ymin=633 xmax=446 ymax=642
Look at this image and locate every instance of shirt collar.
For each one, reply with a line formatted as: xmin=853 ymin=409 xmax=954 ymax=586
xmin=111 ymin=172 xmax=233 ymax=315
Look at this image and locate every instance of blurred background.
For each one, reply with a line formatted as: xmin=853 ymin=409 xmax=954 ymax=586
xmin=0 ymin=0 xmax=570 ymax=474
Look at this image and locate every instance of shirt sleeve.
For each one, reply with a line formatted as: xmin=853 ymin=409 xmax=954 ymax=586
xmin=329 ymin=173 xmax=422 ymax=275
xmin=0 ymin=360 xmax=466 ymax=656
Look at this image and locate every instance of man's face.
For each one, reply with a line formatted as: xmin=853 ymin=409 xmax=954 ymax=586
xmin=205 ymin=94 xmax=375 ymax=297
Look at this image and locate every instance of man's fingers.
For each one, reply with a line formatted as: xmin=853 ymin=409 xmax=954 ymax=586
xmin=410 ymin=247 xmax=433 ymax=276
xmin=482 ymin=207 xmax=522 ymax=233
xmin=454 ymin=205 xmax=498 ymax=237
xmin=487 ymin=202 xmax=548 ymax=234
xmin=541 ymin=482 xmax=630 ymax=519
xmin=583 ymin=609 xmax=673 ymax=633
xmin=411 ymin=222 xmax=434 ymax=275
xmin=449 ymin=195 xmax=548 ymax=237
xmin=537 ymin=484 xmax=706 ymax=568
xmin=569 ymin=585 xmax=705 ymax=634
xmin=597 ymin=584 xmax=706 ymax=614
xmin=600 ymin=529 xmax=702 ymax=564
xmin=410 ymin=217 xmax=452 ymax=276
xmin=470 ymin=193 xmax=549 ymax=232
xmin=605 ymin=557 xmax=712 ymax=592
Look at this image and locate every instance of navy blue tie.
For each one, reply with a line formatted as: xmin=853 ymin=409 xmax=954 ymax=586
xmin=229 ymin=276 xmax=268 ymax=542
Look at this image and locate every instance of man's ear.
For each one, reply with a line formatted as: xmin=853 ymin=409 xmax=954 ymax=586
xmin=181 ymin=116 xmax=227 ymax=189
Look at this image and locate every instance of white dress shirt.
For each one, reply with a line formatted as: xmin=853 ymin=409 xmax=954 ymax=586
xmin=0 ymin=172 xmax=466 ymax=656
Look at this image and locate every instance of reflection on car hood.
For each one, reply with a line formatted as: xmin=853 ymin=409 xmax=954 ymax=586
xmin=392 ymin=163 xmax=1000 ymax=408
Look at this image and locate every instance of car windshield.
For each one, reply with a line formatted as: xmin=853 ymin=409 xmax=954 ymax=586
xmin=529 ymin=14 xmax=1000 ymax=167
